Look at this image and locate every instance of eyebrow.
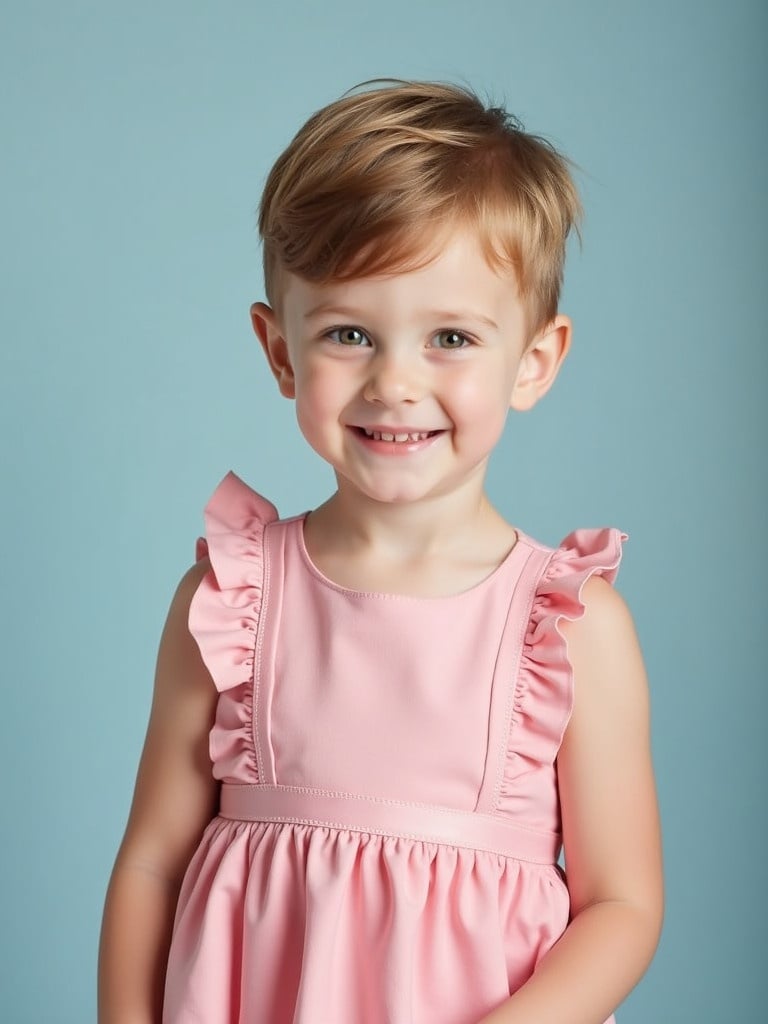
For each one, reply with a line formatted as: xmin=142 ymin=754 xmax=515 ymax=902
xmin=430 ymin=310 xmax=499 ymax=330
xmin=303 ymin=304 xmax=499 ymax=330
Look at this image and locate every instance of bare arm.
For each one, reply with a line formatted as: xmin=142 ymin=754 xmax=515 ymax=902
xmin=479 ymin=578 xmax=664 ymax=1024
xmin=98 ymin=559 xmax=220 ymax=1024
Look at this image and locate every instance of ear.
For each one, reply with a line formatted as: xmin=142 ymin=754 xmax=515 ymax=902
xmin=250 ymin=301 xmax=295 ymax=399
xmin=510 ymin=314 xmax=572 ymax=412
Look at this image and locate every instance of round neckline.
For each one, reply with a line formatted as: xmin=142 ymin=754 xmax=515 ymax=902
xmin=293 ymin=513 xmax=529 ymax=601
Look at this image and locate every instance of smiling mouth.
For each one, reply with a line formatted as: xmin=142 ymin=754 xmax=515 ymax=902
xmin=354 ymin=427 xmax=442 ymax=443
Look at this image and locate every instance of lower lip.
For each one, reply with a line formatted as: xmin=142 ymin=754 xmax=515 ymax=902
xmin=349 ymin=428 xmax=444 ymax=456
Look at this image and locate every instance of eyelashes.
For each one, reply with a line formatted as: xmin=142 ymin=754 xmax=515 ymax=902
xmin=323 ymin=327 xmax=475 ymax=350
xmin=326 ymin=327 xmax=369 ymax=347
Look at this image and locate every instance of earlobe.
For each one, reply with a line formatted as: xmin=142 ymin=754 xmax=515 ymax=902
xmin=510 ymin=315 xmax=572 ymax=412
xmin=250 ymin=301 xmax=296 ymax=399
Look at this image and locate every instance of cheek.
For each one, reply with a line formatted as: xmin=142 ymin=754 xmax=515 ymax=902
xmin=447 ymin=368 xmax=512 ymax=443
xmin=294 ymin=361 xmax=355 ymax=421
xmin=449 ymin=367 xmax=510 ymax=416
xmin=293 ymin=376 xmax=338 ymax=454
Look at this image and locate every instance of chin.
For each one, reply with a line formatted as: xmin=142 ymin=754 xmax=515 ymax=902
xmin=338 ymin=476 xmax=431 ymax=506
xmin=364 ymin=487 xmax=427 ymax=505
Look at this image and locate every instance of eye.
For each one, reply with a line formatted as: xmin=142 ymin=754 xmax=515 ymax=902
xmin=432 ymin=330 xmax=473 ymax=350
xmin=325 ymin=327 xmax=370 ymax=346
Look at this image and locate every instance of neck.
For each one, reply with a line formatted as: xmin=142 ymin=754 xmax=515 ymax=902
xmin=306 ymin=474 xmax=511 ymax=566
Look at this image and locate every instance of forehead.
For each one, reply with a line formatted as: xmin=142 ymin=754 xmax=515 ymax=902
xmin=283 ymin=225 xmax=521 ymax=321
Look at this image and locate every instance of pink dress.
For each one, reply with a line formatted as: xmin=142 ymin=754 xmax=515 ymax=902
xmin=163 ymin=472 xmax=625 ymax=1024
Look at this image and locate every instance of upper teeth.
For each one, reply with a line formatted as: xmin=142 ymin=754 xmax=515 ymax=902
xmin=363 ymin=429 xmax=432 ymax=442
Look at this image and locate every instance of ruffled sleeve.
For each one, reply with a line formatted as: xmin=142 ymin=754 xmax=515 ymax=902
xmin=189 ymin=471 xmax=278 ymax=693
xmin=498 ymin=528 xmax=626 ymax=830
xmin=189 ymin=472 xmax=278 ymax=784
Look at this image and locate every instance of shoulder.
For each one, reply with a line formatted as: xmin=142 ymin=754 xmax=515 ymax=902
xmin=561 ymin=574 xmax=638 ymax=648
xmin=559 ymin=574 xmax=650 ymax=750
xmin=561 ymin=575 xmax=643 ymax=679
xmin=176 ymin=556 xmax=212 ymax=600
xmin=161 ymin=557 xmax=211 ymax=636
xmin=157 ymin=558 xmax=214 ymax=684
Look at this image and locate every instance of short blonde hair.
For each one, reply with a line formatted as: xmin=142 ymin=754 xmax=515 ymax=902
xmin=258 ymin=78 xmax=581 ymax=336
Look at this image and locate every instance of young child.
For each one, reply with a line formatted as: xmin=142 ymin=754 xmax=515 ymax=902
xmin=99 ymin=79 xmax=663 ymax=1024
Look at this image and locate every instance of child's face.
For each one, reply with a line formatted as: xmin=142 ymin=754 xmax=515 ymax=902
xmin=253 ymin=225 xmax=569 ymax=508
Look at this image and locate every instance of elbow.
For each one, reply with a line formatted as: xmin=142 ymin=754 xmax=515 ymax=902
xmin=622 ymin=892 xmax=665 ymax=971
xmin=573 ymin=890 xmax=665 ymax=972
xmin=646 ymin=891 xmax=665 ymax=961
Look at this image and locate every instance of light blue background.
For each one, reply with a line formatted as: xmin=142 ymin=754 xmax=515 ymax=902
xmin=1 ymin=1 xmax=765 ymax=1021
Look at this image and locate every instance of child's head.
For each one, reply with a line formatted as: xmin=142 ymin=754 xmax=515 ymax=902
xmin=258 ymin=78 xmax=581 ymax=340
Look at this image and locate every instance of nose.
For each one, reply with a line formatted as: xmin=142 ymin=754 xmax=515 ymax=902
xmin=362 ymin=349 xmax=423 ymax=406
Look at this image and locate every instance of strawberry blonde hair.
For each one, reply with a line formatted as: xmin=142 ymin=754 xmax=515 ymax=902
xmin=258 ymin=78 xmax=581 ymax=336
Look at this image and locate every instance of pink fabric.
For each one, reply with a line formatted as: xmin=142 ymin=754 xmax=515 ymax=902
xmin=164 ymin=471 xmax=625 ymax=1024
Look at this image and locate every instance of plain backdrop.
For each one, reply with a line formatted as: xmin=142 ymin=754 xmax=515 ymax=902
xmin=1 ymin=1 xmax=766 ymax=1021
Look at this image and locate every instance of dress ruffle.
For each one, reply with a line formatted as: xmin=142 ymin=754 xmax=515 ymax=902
xmin=188 ymin=472 xmax=278 ymax=784
xmin=498 ymin=528 xmax=627 ymax=830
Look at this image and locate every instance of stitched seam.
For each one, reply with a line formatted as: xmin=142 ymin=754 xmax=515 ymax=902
xmin=217 ymin=815 xmax=553 ymax=864
xmin=298 ymin=514 xmax=527 ymax=602
xmin=483 ymin=548 xmax=534 ymax=811
xmin=252 ymin=520 xmax=272 ymax=785
xmin=492 ymin=548 xmax=550 ymax=810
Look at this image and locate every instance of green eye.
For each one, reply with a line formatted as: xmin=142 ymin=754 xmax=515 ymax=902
xmin=328 ymin=327 xmax=369 ymax=346
xmin=435 ymin=331 xmax=471 ymax=349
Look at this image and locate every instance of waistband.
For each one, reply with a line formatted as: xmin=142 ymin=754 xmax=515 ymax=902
xmin=219 ymin=784 xmax=559 ymax=865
